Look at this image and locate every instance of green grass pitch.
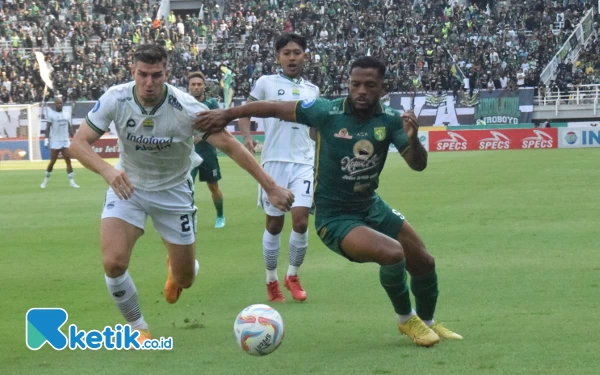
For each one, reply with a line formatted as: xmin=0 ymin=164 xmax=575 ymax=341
xmin=1 ymin=149 xmax=599 ymax=374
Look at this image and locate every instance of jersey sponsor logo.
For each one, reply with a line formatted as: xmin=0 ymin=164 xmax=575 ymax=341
xmin=434 ymin=132 xmax=468 ymax=151
xmin=126 ymin=119 xmax=136 ymax=127
xmin=385 ymin=108 xmax=399 ymax=116
xmin=126 ymin=133 xmax=173 ymax=151
xmin=117 ymin=97 xmax=132 ymax=102
xmin=328 ymin=110 xmax=344 ymax=115
xmin=334 ymin=128 xmax=353 ymax=139
xmin=92 ymin=101 xmax=101 ymax=113
xmin=479 ymin=131 xmax=510 ymax=150
xmin=168 ymin=94 xmax=183 ymax=111
xmin=353 ymin=181 xmax=371 ymax=192
xmin=341 ymin=140 xmax=381 ymax=176
xmin=374 ymin=127 xmax=386 ymax=141
xmin=278 ymin=89 xmax=285 ymax=96
xmin=301 ymin=98 xmax=316 ymax=108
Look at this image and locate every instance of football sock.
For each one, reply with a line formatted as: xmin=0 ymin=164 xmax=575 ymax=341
xmin=287 ymin=230 xmax=308 ymax=277
xmin=263 ymin=230 xmax=281 ymax=282
xmin=398 ymin=309 xmax=417 ymax=324
xmin=422 ymin=319 xmax=434 ymax=327
xmin=105 ymin=270 xmax=148 ymax=330
xmin=194 ymin=259 xmax=200 ymax=276
xmin=410 ymin=267 xmax=439 ymax=321
xmin=380 ymin=259 xmax=413 ymax=315
xmin=68 ymin=172 xmax=75 ymax=181
xmin=214 ymin=199 xmax=224 ymax=218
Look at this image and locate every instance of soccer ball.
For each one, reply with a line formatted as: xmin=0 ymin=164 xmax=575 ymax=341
xmin=233 ymin=304 xmax=284 ymax=356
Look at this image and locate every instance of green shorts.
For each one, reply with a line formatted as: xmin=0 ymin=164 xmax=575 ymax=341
xmin=315 ymin=196 xmax=405 ymax=262
xmin=193 ymin=152 xmax=221 ymax=183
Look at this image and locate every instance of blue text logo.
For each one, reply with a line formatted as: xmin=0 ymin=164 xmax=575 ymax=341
xmin=26 ymin=308 xmax=173 ymax=350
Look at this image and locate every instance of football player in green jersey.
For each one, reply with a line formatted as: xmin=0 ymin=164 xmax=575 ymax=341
xmin=188 ymin=71 xmax=226 ymax=228
xmin=195 ymin=56 xmax=462 ymax=347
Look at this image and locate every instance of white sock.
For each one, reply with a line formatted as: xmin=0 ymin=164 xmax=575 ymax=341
xmin=263 ymin=230 xmax=281 ymax=283
xmin=266 ymin=269 xmax=278 ymax=283
xmin=288 ymin=230 xmax=308 ymax=277
xmin=194 ymin=259 xmax=200 ymax=276
xmin=422 ymin=319 xmax=434 ymax=327
xmin=397 ymin=309 xmax=417 ymax=324
xmin=45 ymin=171 xmax=51 ymax=178
xmin=68 ymin=172 xmax=74 ymax=180
xmin=287 ymin=266 xmax=299 ymax=277
xmin=105 ymin=270 xmax=148 ymax=330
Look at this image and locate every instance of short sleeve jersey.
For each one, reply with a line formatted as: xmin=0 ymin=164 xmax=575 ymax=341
xmin=86 ymin=81 xmax=209 ymax=191
xmin=47 ymin=109 xmax=70 ymax=141
xmin=249 ymin=74 xmax=320 ymax=165
xmin=294 ymin=97 xmax=410 ymax=212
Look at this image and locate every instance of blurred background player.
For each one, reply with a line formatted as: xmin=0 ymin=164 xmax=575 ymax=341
xmin=238 ymin=33 xmax=320 ymax=302
xmin=188 ymin=71 xmax=226 ymax=228
xmin=40 ymin=96 xmax=79 ymax=189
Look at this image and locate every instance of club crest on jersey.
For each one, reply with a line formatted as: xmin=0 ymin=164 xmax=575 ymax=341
xmin=301 ymin=98 xmax=316 ymax=108
xmin=168 ymin=95 xmax=182 ymax=111
xmin=374 ymin=127 xmax=386 ymax=141
xmin=142 ymin=118 xmax=154 ymax=127
xmin=334 ymin=128 xmax=353 ymax=139
xmin=278 ymin=89 xmax=285 ymax=96
xmin=292 ymin=87 xmax=300 ymax=96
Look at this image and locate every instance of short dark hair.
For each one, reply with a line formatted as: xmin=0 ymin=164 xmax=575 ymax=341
xmin=350 ymin=57 xmax=386 ymax=79
xmin=133 ymin=44 xmax=168 ymax=66
xmin=188 ymin=71 xmax=206 ymax=82
xmin=275 ymin=33 xmax=307 ymax=53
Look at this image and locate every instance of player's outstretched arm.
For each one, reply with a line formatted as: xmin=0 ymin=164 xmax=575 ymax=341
xmin=400 ymin=111 xmax=427 ymax=171
xmin=195 ymin=101 xmax=297 ymax=133
xmin=70 ymin=120 xmax=134 ymax=200
xmin=207 ymin=130 xmax=295 ymax=212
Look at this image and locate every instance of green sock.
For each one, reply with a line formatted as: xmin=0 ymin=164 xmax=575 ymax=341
xmin=214 ymin=199 xmax=223 ymax=218
xmin=379 ymin=259 xmax=412 ymax=315
xmin=410 ymin=267 xmax=439 ymax=321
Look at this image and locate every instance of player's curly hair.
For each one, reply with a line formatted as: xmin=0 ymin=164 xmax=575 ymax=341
xmin=133 ymin=44 xmax=168 ymax=67
xmin=350 ymin=56 xmax=386 ymax=79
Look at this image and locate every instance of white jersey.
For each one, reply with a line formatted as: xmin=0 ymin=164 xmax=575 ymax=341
xmin=249 ymin=74 xmax=319 ymax=165
xmin=47 ymin=110 xmax=70 ymax=141
xmin=86 ymin=81 xmax=208 ymax=191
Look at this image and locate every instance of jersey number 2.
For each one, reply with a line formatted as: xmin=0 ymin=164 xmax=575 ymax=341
xmin=180 ymin=215 xmax=191 ymax=232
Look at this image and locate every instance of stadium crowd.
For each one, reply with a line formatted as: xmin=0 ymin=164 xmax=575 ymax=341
xmin=0 ymin=0 xmax=598 ymax=104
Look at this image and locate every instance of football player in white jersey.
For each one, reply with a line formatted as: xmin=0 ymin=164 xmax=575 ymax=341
xmin=40 ymin=96 xmax=79 ymax=189
xmin=239 ymin=34 xmax=320 ymax=302
xmin=70 ymin=44 xmax=294 ymax=344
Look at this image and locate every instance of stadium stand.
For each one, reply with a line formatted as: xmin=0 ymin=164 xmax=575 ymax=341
xmin=0 ymin=0 xmax=598 ymax=103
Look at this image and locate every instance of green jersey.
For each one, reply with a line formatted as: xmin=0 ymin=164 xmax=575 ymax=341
xmin=295 ymin=97 xmax=409 ymax=213
xmin=195 ymin=97 xmax=220 ymax=154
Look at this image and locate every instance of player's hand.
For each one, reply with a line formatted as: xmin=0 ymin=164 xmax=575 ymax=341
xmin=402 ymin=111 xmax=420 ymax=140
xmin=265 ymin=186 xmax=295 ymax=212
xmin=195 ymin=109 xmax=231 ymax=133
xmin=193 ymin=135 xmax=202 ymax=144
xmin=243 ymin=137 xmax=258 ymax=154
xmin=101 ymin=167 xmax=134 ymax=200
xmin=44 ymin=138 xmax=49 ymax=148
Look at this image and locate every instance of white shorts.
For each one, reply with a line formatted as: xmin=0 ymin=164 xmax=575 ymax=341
xmin=50 ymin=140 xmax=70 ymax=150
xmin=101 ymin=179 xmax=197 ymax=245
xmin=258 ymin=161 xmax=314 ymax=217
